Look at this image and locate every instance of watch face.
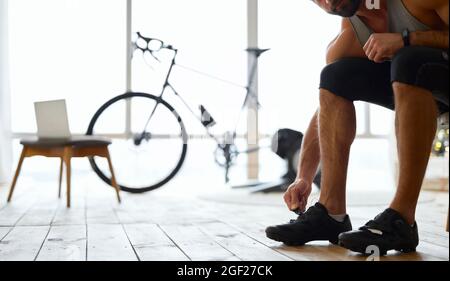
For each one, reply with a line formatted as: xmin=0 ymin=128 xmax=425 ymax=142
xmin=402 ymin=29 xmax=410 ymax=46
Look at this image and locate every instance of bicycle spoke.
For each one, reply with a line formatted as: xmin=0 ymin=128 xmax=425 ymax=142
xmin=87 ymin=92 xmax=187 ymax=193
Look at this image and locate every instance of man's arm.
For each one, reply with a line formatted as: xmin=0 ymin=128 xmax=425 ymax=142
xmin=411 ymin=30 xmax=449 ymax=49
xmin=326 ymin=18 xmax=366 ymax=63
xmin=297 ymin=18 xmax=364 ymax=182
xmin=411 ymin=0 xmax=449 ymax=49
xmin=285 ymin=19 xmax=366 ymax=212
xmin=296 ymin=18 xmax=364 ymax=181
xmin=364 ymin=0 xmax=449 ymax=62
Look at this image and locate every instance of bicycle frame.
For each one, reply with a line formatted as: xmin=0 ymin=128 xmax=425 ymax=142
xmin=134 ymin=32 xmax=265 ymax=148
xmin=135 ymin=40 xmax=222 ymax=145
xmin=133 ymin=32 xmax=268 ymax=182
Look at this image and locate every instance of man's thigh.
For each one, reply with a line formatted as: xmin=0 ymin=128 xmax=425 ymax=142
xmin=320 ymin=49 xmax=449 ymax=114
xmin=319 ymin=58 xmax=395 ymax=110
xmin=391 ymin=46 xmax=449 ymax=114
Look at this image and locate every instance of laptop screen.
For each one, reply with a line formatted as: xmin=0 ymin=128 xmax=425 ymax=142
xmin=34 ymin=99 xmax=71 ymax=139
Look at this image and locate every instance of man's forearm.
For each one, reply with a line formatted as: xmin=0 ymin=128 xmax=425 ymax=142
xmin=296 ymin=110 xmax=321 ymax=184
xmin=411 ymin=30 xmax=449 ymax=49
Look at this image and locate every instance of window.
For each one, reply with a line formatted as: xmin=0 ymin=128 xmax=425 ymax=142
xmin=258 ymin=0 xmax=393 ymax=138
xmin=258 ymin=0 xmax=341 ymax=134
xmin=9 ymin=0 xmax=126 ymax=134
xmin=7 ymin=0 xmax=396 ymax=189
xmin=258 ymin=0 xmax=395 ymax=190
xmin=132 ymin=0 xmax=247 ymax=136
xmin=9 ymin=0 xmax=391 ymax=138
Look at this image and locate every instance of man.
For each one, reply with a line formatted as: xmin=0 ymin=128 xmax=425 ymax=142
xmin=266 ymin=0 xmax=449 ymax=255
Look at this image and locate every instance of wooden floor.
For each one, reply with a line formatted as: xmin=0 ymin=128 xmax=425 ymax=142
xmin=0 ymin=174 xmax=448 ymax=261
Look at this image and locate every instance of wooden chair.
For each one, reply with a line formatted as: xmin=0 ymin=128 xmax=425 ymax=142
xmin=7 ymin=136 xmax=121 ymax=207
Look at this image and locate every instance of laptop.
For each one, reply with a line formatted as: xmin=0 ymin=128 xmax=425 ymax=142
xmin=34 ymin=99 xmax=71 ymax=140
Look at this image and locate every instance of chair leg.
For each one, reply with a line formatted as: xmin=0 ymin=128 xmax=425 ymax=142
xmin=58 ymin=157 xmax=64 ymax=199
xmin=63 ymin=147 xmax=72 ymax=208
xmin=446 ymin=208 xmax=449 ymax=232
xmin=7 ymin=147 xmax=27 ymax=202
xmin=105 ymin=148 xmax=121 ymax=203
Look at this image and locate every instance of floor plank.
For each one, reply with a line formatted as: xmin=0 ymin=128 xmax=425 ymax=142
xmin=114 ymin=207 xmax=155 ymax=224
xmin=0 ymin=191 xmax=38 ymax=226
xmin=85 ymin=184 xmax=120 ymax=225
xmin=0 ymin=226 xmax=49 ymax=261
xmin=87 ymin=207 xmax=119 ymax=224
xmin=36 ymin=225 xmax=87 ymax=261
xmin=123 ymin=224 xmax=188 ymax=261
xmin=416 ymin=241 xmax=449 ymax=260
xmin=0 ymin=183 xmax=30 ymax=210
xmin=198 ymin=221 xmax=292 ymax=261
xmin=52 ymin=186 xmax=86 ymax=226
xmin=160 ymin=224 xmax=240 ymax=261
xmin=0 ymin=227 xmax=11 ymax=240
xmin=419 ymin=230 xmax=449 ymax=248
xmin=221 ymin=219 xmax=353 ymax=261
xmin=87 ymin=224 xmax=137 ymax=261
xmin=16 ymin=198 xmax=59 ymax=226
xmin=53 ymin=207 xmax=86 ymax=226
xmin=0 ymin=174 xmax=447 ymax=261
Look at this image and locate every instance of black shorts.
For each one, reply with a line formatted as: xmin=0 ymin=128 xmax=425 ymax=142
xmin=319 ymin=46 xmax=449 ymax=114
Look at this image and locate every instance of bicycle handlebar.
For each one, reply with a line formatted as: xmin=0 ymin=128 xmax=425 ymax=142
xmin=133 ymin=32 xmax=175 ymax=53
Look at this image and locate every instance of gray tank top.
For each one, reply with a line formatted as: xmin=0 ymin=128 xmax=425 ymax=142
xmin=349 ymin=0 xmax=430 ymax=46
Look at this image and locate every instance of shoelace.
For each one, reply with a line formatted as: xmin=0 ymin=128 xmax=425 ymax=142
xmin=288 ymin=206 xmax=320 ymax=225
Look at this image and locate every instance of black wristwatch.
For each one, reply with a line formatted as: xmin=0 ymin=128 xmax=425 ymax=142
xmin=402 ymin=29 xmax=411 ymax=47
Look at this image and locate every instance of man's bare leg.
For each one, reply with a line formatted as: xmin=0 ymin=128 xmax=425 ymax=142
xmin=390 ymin=82 xmax=439 ymax=225
xmin=297 ymin=110 xmax=321 ymax=183
xmin=267 ymin=90 xmax=355 ymax=245
xmin=284 ymin=110 xmax=322 ymax=212
xmin=318 ymin=89 xmax=356 ymax=215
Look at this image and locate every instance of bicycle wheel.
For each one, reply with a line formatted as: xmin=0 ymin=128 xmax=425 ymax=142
xmin=86 ymin=92 xmax=188 ymax=193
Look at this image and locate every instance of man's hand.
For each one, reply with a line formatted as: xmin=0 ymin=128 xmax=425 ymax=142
xmin=363 ymin=33 xmax=404 ymax=63
xmin=283 ymin=179 xmax=312 ymax=213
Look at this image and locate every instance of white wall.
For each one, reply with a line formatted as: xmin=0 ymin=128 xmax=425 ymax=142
xmin=0 ymin=0 xmax=12 ymax=183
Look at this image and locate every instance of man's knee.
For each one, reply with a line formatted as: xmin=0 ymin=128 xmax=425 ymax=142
xmin=319 ymin=88 xmax=336 ymax=102
xmin=393 ymin=82 xmax=433 ymax=100
xmin=319 ymin=88 xmax=352 ymax=109
xmin=391 ymin=47 xmax=423 ymax=86
xmin=391 ymin=46 xmax=449 ymax=95
xmin=393 ymin=82 xmax=439 ymax=120
xmin=392 ymin=81 xmax=416 ymax=94
xmin=319 ymin=58 xmax=363 ymax=103
xmin=391 ymin=47 xmax=449 ymax=112
xmin=393 ymin=82 xmax=432 ymax=104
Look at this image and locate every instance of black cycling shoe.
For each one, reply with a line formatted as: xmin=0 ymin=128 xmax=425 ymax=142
xmin=265 ymin=202 xmax=352 ymax=246
xmin=338 ymin=208 xmax=419 ymax=256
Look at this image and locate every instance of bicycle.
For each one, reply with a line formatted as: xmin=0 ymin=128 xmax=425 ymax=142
xmin=86 ymin=32 xmax=269 ymax=193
